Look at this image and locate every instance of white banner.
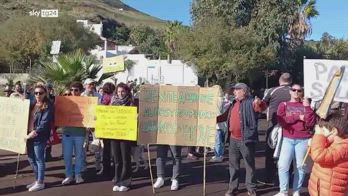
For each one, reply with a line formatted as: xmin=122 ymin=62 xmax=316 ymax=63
xmin=304 ymin=59 xmax=348 ymax=102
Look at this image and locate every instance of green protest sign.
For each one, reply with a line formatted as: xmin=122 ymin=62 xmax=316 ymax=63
xmin=138 ymin=85 xmax=222 ymax=147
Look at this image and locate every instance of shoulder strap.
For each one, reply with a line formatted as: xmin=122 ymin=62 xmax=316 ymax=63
xmin=270 ymin=86 xmax=286 ymax=96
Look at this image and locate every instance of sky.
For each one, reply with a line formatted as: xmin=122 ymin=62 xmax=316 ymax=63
xmin=122 ymin=0 xmax=348 ymax=41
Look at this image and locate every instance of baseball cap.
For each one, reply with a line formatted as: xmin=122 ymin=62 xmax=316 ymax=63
xmin=233 ymin=83 xmax=248 ymax=90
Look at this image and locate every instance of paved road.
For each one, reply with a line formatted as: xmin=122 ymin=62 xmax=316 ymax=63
xmin=0 ymin=119 xmax=309 ymax=196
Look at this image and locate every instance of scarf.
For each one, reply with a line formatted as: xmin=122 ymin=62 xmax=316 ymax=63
xmin=101 ymin=94 xmax=112 ymax=105
xmin=111 ymin=95 xmax=132 ymax=106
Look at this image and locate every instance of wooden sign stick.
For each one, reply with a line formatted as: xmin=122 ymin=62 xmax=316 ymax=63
xmin=302 ymin=66 xmax=345 ymax=167
xmin=147 ymin=144 xmax=156 ymax=195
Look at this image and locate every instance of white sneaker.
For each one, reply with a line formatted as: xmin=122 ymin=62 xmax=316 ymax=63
xmin=96 ymin=163 xmax=102 ymax=171
xmin=293 ymin=191 xmax=300 ymax=196
xmin=75 ymin=175 xmax=84 ymax=184
xmin=209 ymin=156 xmax=223 ymax=162
xmin=170 ymin=179 xmax=179 ymax=191
xmin=119 ymin=186 xmax=129 ymax=192
xmin=28 ymin=183 xmax=45 ymax=192
xmin=274 ymin=192 xmax=288 ymax=196
xmin=26 ymin=181 xmax=36 ymax=189
xmin=96 ymin=167 xmax=103 ymax=175
xmin=153 ymin=177 xmax=164 ymax=189
xmin=112 ymin=185 xmax=120 ymax=192
xmin=62 ymin=177 xmax=73 ymax=185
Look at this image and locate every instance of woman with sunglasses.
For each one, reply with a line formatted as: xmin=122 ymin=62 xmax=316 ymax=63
xmin=274 ymin=84 xmax=316 ymax=196
xmin=110 ymin=83 xmax=133 ymax=192
xmin=61 ymin=82 xmax=86 ymax=185
xmin=26 ymin=84 xmax=54 ymax=192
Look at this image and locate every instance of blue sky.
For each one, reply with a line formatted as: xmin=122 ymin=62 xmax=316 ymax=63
xmin=122 ymin=0 xmax=348 ymax=41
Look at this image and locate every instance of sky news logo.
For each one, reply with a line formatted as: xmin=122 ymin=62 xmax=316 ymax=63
xmin=29 ymin=9 xmax=59 ymax=18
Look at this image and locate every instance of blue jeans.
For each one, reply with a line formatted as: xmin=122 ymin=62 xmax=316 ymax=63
xmin=62 ymin=134 xmax=85 ymax=177
xmin=214 ymin=129 xmax=225 ymax=157
xmin=278 ymin=137 xmax=309 ymax=193
xmin=27 ymin=141 xmax=46 ymax=183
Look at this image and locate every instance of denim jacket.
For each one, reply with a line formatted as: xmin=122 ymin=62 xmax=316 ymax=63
xmin=32 ymin=103 xmax=54 ymax=142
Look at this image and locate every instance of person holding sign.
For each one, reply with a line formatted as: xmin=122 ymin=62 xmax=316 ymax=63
xmin=61 ymin=82 xmax=86 ymax=185
xmin=153 ymin=145 xmax=182 ymax=191
xmin=97 ymin=82 xmax=116 ymax=177
xmin=25 ymin=84 xmax=54 ymax=192
xmin=274 ymin=84 xmax=316 ymax=196
xmin=308 ymin=114 xmax=348 ymax=196
xmin=110 ymin=83 xmax=134 ymax=192
xmin=82 ymin=78 xmax=102 ymax=173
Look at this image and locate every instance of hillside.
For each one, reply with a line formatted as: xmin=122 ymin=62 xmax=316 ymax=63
xmin=0 ymin=0 xmax=166 ymax=28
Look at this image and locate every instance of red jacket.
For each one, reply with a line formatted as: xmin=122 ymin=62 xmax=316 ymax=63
xmin=309 ymin=135 xmax=348 ymax=196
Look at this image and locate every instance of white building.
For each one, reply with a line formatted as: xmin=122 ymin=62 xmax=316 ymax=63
xmin=76 ymin=20 xmax=198 ymax=86
xmin=102 ymin=54 xmax=198 ymax=86
xmin=76 ymin=20 xmax=103 ymax=37
xmin=90 ymin=44 xmax=137 ymax=60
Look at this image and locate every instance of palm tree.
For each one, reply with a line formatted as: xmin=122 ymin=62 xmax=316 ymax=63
xmin=29 ymin=50 xmax=113 ymax=94
xmin=164 ymin=21 xmax=183 ymax=63
xmin=288 ymin=0 xmax=319 ymax=46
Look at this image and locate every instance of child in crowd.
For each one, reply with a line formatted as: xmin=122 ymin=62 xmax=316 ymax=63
xmin=308 ymin=113 xmax=348 ymax=196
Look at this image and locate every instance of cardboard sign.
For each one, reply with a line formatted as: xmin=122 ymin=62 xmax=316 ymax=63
xmin=138 ymin=85 xmax=221 ymax=147
xmin=54 ymin=96 xmax=97 ymax=127
xmin=102 ymin=56 xmax=125 ymax=73
xmin=95 ymin=105 xmax=137 ymax=141
xmin=304 ymin=59 xmax=348 ymax=102
xmin=0 ymin=97 xmax=30 ymax=154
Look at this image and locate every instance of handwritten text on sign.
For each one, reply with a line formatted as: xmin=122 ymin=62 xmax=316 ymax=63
xmin=0 ymin=97 xmax=30 ymax=154
xmin=138 ymin=85 xmax=221 ymax=147
xmin=304 ymin=59 xmax=348 ymax=102
xmin=54 ymin=96 xmax=97 ymax=127
xmin=95 ymin=105 xmax=137 ymax=141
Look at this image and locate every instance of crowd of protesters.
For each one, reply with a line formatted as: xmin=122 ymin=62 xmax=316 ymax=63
xmin=1 ymin=74 xmax=348 ymax=195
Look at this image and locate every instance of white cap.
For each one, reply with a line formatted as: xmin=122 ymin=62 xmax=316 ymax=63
xmin=84 ymin=78 xmax=95 ymax=85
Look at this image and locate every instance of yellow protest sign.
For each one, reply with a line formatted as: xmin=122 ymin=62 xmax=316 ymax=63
xmin=102 ymin=55 xmax=125 ymax=73
xmin=95 ymin=105 xmax=137 ymax=141
xmin=0 ymin=97 xmax=30 ymax=154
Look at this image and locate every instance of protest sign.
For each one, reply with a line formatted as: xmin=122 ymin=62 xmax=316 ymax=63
xmin=102 ymin=55 xmax=125 ymax=73
xmin=54 ymin=96 xmax=97 ymax=127
xmin=0 ymin=97 xmax=30 ymax=154
xmin=95 ymin=105 xmax=137 ymax=141
xmin=138 ymin=85 xmax=221 ymax=147
xmin=304 ymin=59 xmax=348 ymax=102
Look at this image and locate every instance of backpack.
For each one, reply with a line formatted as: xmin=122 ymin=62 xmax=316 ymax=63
xmin=267 ymin=102 xmax=287 ymax=159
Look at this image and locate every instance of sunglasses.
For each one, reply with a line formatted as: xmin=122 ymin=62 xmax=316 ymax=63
xmin=291 ymin=89 xmax=302 ymax=93
xmin=34 ymin=91 xmax=45 ymax=95
xmin=63 ymin=93 xmax=72 ymax=96
xmin=70 ymin=88 xmax=80 ymax=92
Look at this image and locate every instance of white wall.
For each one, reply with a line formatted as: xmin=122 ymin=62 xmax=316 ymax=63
xmin=112 ymin=54 xmax=198 ymax=86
